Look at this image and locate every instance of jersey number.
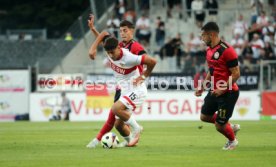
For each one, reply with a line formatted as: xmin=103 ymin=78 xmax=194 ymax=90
xmin=218 ymin=109 xmax=226 ymax=119
xmin=129 ymin=92 xmax=138 ymax=101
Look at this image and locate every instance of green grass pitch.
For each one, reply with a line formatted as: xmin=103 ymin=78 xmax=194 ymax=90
xmin=1 ymin=121 xmax=276 ymax=167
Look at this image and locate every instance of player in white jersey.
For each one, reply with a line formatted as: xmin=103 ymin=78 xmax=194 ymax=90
xmin=89 ymin=32 xmax=157 ymax=147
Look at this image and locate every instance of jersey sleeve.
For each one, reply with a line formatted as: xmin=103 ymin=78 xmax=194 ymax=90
xmin=131 ymin=42 xmax=146 ymax=55
xmin=223 ymin=47 xmax=239 ymax=68
xmin=125 ymin=49 xmax=146 ymax=66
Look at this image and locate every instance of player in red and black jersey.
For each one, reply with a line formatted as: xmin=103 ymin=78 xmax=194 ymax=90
xmin=195 ymin=22 xmax=241 ymax=150
xmin=87 ymin=15 xmax=147 ymax=148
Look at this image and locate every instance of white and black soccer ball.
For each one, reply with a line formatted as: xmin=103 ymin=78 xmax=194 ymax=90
xmin=101 ymin=132 xmax=120 ymax=149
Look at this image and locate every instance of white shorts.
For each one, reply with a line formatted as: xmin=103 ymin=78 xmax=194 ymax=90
xmin=119 ymin=85 xmax=147 ymax=113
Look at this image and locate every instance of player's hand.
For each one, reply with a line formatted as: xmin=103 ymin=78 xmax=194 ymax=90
xmin=132 ymin=76 xmax=145 ymax=86
xmin=211 ymin=89 xmax=225 ymax=97
xmin=88 ymin=14 xmax=95 ymax=30
xmin=89 ymin=49 xmax=97 ymax=60
xmin=195 ymin=88 xmax=204 ymax=97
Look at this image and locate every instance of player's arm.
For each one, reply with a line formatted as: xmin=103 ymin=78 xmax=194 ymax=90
xmin=88 ymin=14 xmax=100 ymax=37
xmin=141 ymin=55 xmax=157 ymax=78
xmin=88 ymin=31 xmax=109 ymax=60
xmin=202 ymin=71 xmax=211 ymax=88
xmin=227 ymin=66 xmax=240 ymax=87
xmin=195 ymin=71 xmax=211 ymax=97
xmin=133 ymin=55 xmax=157 ymax=86
xmin=225 ymin=48 xmax=240 ymax=88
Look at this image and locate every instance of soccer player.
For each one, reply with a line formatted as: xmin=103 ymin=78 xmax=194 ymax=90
xmin=86 ymin=15 xmax=148 ymax=148
xmin=89 ymin=33 xmax=156 ymax=148
xmin=195 ymin=22 xmax=241 ymax=150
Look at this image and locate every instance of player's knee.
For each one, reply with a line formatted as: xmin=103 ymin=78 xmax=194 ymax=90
xmin=200 ymin=115 xmax=205 ymax=122
xmin=200 ymin=114 xmax=209 ymax=122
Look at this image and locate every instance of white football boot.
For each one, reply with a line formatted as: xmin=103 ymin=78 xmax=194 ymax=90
xmin=117 ymin=140 xmax=129 ymax=148
xmin=86 ymin=138 xmax=99 ymax=148
xmin=222 ymin=138 xmax=239 ymax=150
xmin=128 ymin=126 xmax=143 ymax=147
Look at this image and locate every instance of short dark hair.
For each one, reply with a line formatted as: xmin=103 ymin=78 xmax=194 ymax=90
xmin=201 ymin=22 xmax=219 ymax=33
xmin=120 ymin=20 xmax=135 ymax=29
xmin=104 ymin=37 xmax=119 ymax=51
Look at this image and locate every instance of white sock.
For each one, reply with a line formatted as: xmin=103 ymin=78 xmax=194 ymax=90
xmin=123 ymin=135 xmax=131 ymax=143
xmin=125 ymin=115 xmax=140 ymax=131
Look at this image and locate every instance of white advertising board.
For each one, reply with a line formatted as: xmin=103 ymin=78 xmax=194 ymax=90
xmin=0 ymin=70 xmax=30 ymax=121
xmin=30 ymin=91 xmax=260 ymax=121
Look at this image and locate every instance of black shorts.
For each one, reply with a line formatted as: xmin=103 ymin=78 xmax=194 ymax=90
xmin=114 ymin=89 xmax=121 ymax=102
xmin=201 ymin=90 xmax=239 ymax=125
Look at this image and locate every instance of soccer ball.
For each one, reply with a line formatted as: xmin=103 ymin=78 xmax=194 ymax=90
xmin=101 ymin=132 xmax=120 ymax=149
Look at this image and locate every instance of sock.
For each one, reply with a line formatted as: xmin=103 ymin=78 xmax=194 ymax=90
xmin=96 ymin=110 xmax=115 ymax=141
xmin=125 ymin=115 xmax=140 ymax=131
xmin=210 ymin=113 xmax=217 ymax=124
xmin=123 ymin=135 xmax=131 ymax=143
xmin=222 ymin=123 xmax=235 ymax=141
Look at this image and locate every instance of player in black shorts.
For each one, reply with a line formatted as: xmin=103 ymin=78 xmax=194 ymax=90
xmin=195 ymin=22 xmax=241 ymax=150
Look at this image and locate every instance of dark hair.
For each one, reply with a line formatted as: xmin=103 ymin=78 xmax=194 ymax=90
xmin=120 ymin=20 xmax=135 ymax=29
xmin=104 ymin=37 xmax=119 ymax=51
xmin=201 ymin=22 xmax=219 ymax=33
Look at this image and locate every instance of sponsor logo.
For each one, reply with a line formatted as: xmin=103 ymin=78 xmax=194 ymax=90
xmin=0 ymin=101 xmax=10 ymax=110
xmin=214 ymin=51 xmax=220 ymax=59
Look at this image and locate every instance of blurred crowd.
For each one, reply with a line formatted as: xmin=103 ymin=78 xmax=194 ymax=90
xmin=104 ymin=0 xmax=276 ymax=75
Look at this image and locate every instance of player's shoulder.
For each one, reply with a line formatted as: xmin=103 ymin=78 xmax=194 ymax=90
xmin=131 ymin=41 xmax=143 ymax=47
xmin=130 ymin=41 xmax=144 ymax=51
xmin=220 ymin=41 xmax=235 ymax=53
xmin=131 ymin=41 xmax=146 ymax=55
xmin=219 ymin=41 xmax=238 ymax=59
xmin=225 ymin=43 xmax=236 ymax=53
xmin=220 ymin=41 xmax=230 ymax=49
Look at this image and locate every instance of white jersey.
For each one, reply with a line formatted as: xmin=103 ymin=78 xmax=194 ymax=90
xmin=107 ymin=48 xmax=146 ymax=94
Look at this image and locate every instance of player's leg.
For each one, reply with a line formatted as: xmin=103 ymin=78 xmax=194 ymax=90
xmin=214 ymin=91 xmax=240 ymax=150
xmin=112 ymin=100 xmax=142 ymax=146
xmin=86 ymin=90 xmax=121 ymax=148
xmin=200 ymin=92 xmax=218 ymax=123
xmin=112 ymin=89 xmax=134 ymax=143
xmin=114 ymin=118 xmax=133 ymax=147
xmin=201 ymin=91 xmax=240 ymax=135
xmin=112 ymin=89 xmax=146 ymax=146
xmin=115 ymin=118 xmax=131 ymax=138
xmin=96 ymin=110 xmax=116 ymax=140
xmin=86 ymin=110 xmax=116 ymax=148
xmin=112 ymin=100 xmax=141 ymax=132
xmin=94 ymin=89 xmax=124 ymax=141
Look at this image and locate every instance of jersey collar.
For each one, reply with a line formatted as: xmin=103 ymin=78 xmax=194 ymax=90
xmin=122 ymin=39 xmax=134 ymax=47
xmin=210 ymin=40 xmax=222 ymax=49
